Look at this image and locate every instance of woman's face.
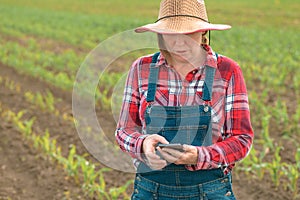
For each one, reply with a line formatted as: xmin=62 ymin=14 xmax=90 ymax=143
xmin=162 ymin=32 xmax=203 ymax=64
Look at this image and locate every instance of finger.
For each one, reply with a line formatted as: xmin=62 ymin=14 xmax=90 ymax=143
xmin=149 ymin=158 xmax=167 ymax=166
xmin=158 ymin=149 xmax=179 ymax=163
xmin=147 ymin=152 xmax=161 ymax=160
xmin=149 ymin=162 xmax=167 ymax=170
xmin=162 ymin=148 xmax=184 ymax=158
xmin=146 ymin=156 xmax=167 ymax=169
xmin=182 ymin=144 xmax=194 ymax=152
xmin=152 ymin=135 xmax=169 ymax=145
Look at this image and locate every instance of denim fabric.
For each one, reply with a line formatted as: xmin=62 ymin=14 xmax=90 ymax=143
xmin=139 ymin=167 xmax=224 ymax=186
xmin=133 ymin=52 xmax=236 ymax=199
xmin=132 ymin=174 xmax=236 ymax=200
xmin=145 ymin=105 xmax=211 ymax=146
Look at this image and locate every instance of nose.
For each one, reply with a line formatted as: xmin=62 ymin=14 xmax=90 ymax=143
xmin=174 ymin=35 xmax=185 ymax=46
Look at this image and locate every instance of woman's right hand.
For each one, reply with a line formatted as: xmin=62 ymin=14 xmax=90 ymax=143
xmin=142 ymin=134 xmax=169 ymax=170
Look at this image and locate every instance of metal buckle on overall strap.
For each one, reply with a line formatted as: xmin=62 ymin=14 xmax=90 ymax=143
xmin=146 ymin=102 xmax=154 ymax=114
xmin=203 ymin=101 xmax=211 ymax=113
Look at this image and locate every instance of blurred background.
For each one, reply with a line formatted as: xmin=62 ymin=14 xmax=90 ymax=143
xmin=0 ymin=0 xmax=299 ymax=199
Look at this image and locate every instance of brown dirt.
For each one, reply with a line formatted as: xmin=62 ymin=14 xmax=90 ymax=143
xmin=0 ymin=121 xmax=84 ymax=200
xmin=0 ymin=62 xmax=297 ymax=200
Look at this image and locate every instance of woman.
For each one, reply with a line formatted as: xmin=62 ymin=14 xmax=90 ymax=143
xmin=115 ymin=0 xmax=254 ymax=199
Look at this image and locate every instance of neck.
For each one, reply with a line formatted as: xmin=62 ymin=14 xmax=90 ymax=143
xmin=168 ymin=48 xmax=207 ymax=78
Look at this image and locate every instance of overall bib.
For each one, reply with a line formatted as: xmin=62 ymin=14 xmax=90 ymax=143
xmin=132 ymin=53 xmax=236 ymax=200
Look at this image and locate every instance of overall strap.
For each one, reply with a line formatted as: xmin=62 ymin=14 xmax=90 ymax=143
xmin=146 ymin=52 xmax=160 ymax=102
xmin=202 ymin=53 xmax=218 ymax=101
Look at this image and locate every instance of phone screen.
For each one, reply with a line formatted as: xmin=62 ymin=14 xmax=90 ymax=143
xmin=157 ymin=143 xmax=184 ymax=151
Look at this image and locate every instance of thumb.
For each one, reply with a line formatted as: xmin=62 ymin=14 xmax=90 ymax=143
xmin=183 ymin=144 xmax=195 ymax=152
xmin=153 ymin=134 xmax=169 ymax=145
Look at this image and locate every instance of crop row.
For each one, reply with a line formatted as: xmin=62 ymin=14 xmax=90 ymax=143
xmin=238 ymin=144 xmax=300 ymax=199
xmin=0 ymin=75 xmax=119 ymax=158
xmin=0 ymin=75 xmax=73 ymax=122
xmin=1 ymin=70 xmax=299 ymax=198
xmin=0 ymin=4 xmax=149 ymax=49
xmin=0 ymin=37 xmax=124 ymax=111
xmin=0 ymin=103 xmax=132 ymax=200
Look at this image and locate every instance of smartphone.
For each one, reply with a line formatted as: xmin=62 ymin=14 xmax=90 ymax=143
xmin=157 ymin=143 xmax=184 ymax=151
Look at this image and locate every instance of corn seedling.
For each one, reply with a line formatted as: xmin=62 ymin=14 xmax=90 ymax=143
xmin=240 ymin=147 xmax=267 ymax=180
xmin=296 ymin=148 xmax=300 ymax=170
xmin=282 ymin=163 xmax=299 ymax=199
xmin=3 ymin=77 xmax=21 ymax=93
xmin=24 ymin=90 xmax=60 ymax=115
xmin=272 ymin=100 xmax=290 ymax=138
xmin=0 ymin=99 xmax=143 ymax=199
xmin=65 ymin=144 xmax=80 ymax=183
xmin=109 ymin=179 xmax=133 ymax=200
xmin=266 ymin=146 xmax=284 ymax=188
xmin=22 ymin=117 xmax=36 ymax=139
xmin=259 ymin=114 xmax=274 ymax=150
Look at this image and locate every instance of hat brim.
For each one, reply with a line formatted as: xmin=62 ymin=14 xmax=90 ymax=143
xmin=135 ymin=18 xmax=231 ymax=34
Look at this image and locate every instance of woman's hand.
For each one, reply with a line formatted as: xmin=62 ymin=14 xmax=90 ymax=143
xmin=157 ymin=144 xmax=198 ymax=165
xmin=142 ymin=134 xmax=169 ymax=170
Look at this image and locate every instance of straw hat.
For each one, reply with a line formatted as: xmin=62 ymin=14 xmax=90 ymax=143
xmin=135 ymin=0 xmax=231 ymax=34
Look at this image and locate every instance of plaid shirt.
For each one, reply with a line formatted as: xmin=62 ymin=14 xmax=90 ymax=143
xmin=115 ymin=45 xmax=254 ymax=174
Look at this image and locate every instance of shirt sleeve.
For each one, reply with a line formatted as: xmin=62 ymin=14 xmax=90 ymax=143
xmin=115 ymin=58 xmax=147 ymax=162
xmin=186 ymin=62 xmax=254 ymax=170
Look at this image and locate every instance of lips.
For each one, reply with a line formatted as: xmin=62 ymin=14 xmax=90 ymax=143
xmin=173 ymin=50 xmax=187 ymax=54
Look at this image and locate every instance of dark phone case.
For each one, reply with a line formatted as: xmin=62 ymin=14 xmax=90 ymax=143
xmin=158 ymin=143 xmax=184 ymax=151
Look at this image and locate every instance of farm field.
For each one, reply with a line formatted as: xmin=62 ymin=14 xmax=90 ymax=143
xmin=0 ymin=0 xmax=299 ymax=199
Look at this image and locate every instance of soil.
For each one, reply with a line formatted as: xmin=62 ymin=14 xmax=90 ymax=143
xmin=0 ymin=63 xmax=297 ymax=200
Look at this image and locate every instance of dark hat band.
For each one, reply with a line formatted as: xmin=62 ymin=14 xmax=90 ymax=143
xmin=155 ymin=15 xmax=210 ymax=23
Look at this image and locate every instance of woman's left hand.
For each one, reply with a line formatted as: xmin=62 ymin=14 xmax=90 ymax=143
xmin=156 ymin=144 xmax=198 ymax=165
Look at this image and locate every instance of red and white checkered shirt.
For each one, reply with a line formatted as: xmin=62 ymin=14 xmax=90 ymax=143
xmin=115 ymin=45 xmax=254 ymax=174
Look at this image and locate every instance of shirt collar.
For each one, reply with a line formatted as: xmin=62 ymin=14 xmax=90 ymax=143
xmin=156 ymin=44 xmax=218 ymax=69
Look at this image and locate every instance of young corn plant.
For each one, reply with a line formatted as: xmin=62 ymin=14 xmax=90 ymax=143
xmin=266 ymin=145 xmax=284 ymax=189
xmin=85 ymin=167 xmax=112 ymax=200
xmin=24 ymin=90 xmax=58 ymax=114
xmin=3 ymin=77 xmax=21 ymax=93
xmin=240 ymin=147 xmax=267 ymax=180
xmin=109 ymin=179 xmax=134 ymax=200
xmin=65 ymin=144 xmax=80 ymax=183
xmin=291 ymin=104 xmax=300 ymax=135
xmin=56 ymin=145 xmax=80 ymax=184
xmin=0 ymin=105 xmax=132 ymax=199
xmin=38 ymin=129 xmax=61 ymax=162
xmin=282 ymin=163 xmax=299 ymax=199
xmin=44 ymin=90 xmax=56 ymax=113
xmin=1 ymin=108 xmax=29 ymax=138
xmin=259 ymin=114 xmax=274 ymax=150
xmin=296 ymin=148 xmax=300 ymax=170
xmin=77 ymin=156 xmax=101 ymax=186
xmin=272 ymin=100 xmax=290 ymax=138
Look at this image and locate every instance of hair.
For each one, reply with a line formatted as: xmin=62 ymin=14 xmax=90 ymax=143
xmin=157 ymin=31 xmax=209 ymax=63
xmin=157 ymin=34 xmax=170 ymax=63
xmin=201 ymin=31 xmax=209 ymax=45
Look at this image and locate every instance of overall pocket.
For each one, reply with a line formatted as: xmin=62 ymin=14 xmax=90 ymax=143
xmin=204 ymin=176 xmax=236 ymax=200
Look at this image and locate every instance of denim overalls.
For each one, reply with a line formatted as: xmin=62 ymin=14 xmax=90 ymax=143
xmin=132 ymin=52 xmax=236 ymax=200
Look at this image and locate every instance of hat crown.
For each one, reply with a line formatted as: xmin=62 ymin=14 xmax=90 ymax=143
xmin=158 ymin=0 xmax=208 ymax=21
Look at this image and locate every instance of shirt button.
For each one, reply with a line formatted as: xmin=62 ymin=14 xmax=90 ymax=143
xmin=221 ymin=178 xmax=229 ymax=183
xmin=225 ymin=191 xmax=232 ymax=196
xmin=204 ymin=106 xmax=209 ymax=112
